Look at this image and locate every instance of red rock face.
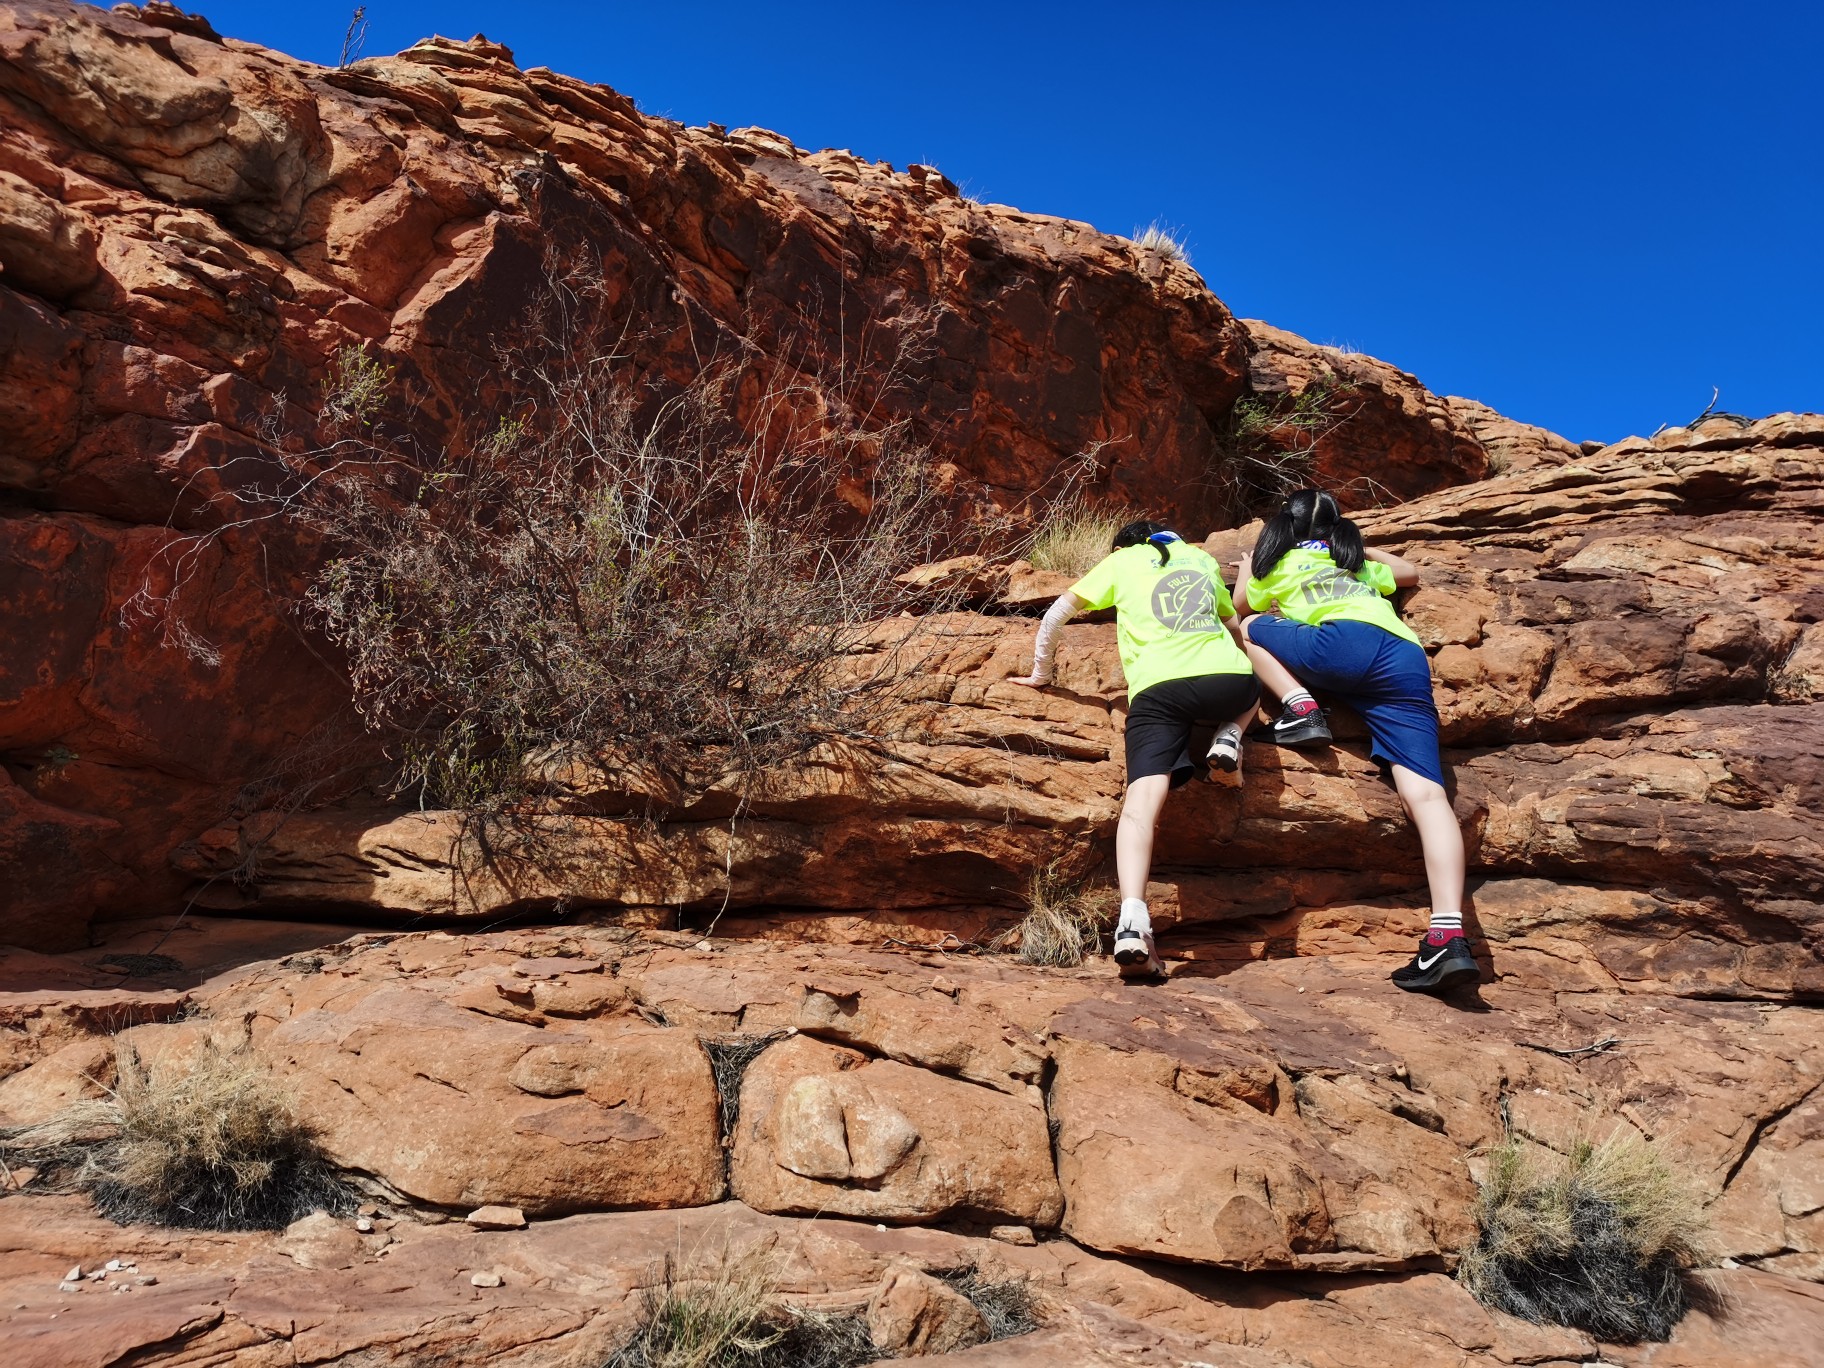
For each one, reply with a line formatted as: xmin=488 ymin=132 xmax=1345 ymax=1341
xmin=0 ymin=0 xmax=1491 ymax=944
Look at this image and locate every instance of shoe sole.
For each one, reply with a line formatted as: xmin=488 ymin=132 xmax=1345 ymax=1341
xmin=1113 ymin=937 xmax=1162 ymax=979
xmin=1392 ymin=961 xmax=1480 ymax=994
xmin=1206 ymin=747 xmax=1240 ymax=773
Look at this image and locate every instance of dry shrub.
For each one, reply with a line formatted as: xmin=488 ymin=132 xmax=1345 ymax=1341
xmin=127 ymin=259 xmax=978 ymax=828
xmin=699 ymin=1033 xmax=787 ymax=1144
xmin=305 ymin=346 xmax=959 ymax=814
xmin=996 ymin=863 xmax=1115 ymax=968
xmin=0 ymin=1041 xmax=351 ymax=1230
xmin=1459 ymin=1130 xmax=1713 ymax=1342
xmin=936 ymin=1266 xmax=1041 ymax=1339
xmin=607 ymin=1245 xmax=879 ymax=1368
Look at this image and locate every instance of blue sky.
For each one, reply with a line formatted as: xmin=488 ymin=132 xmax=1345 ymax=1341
xmin=203 ymin=1 xmax=1821 ymax=443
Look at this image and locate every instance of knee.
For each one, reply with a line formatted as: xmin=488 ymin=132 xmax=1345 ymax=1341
xmin=1239 ymin=613 xmax=1265 ymax=643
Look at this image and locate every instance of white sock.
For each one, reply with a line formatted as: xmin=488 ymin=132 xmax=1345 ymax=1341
xmin=1118 ymin=897 xmax=1151 ymax=935
xmin=1428 ymin=910 xmax=1463 ymax=938
xmin=1283 ymin=689 xmax=1316 ymax=713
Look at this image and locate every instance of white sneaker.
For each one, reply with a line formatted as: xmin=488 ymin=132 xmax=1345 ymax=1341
xmin=1205 ymin=725 xmax=1242 ymax=773
xmin=1112 ymin=901 xmax=1164 ymax=979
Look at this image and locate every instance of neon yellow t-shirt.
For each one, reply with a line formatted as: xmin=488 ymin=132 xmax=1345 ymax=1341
xmin=1243 ymin=546 xmax=1421 ymax=646
xmin=1070 ymin=541 xmax=1251 ymax=699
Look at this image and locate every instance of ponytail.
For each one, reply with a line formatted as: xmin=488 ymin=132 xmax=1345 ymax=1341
xmin=1113 ymin=518 xmax=1181 ymax=567
xmin=1250 ymin=488 xmax=1365 ymax=575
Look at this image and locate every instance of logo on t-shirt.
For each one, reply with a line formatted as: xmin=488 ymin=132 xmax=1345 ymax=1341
xmin=1304 ymin=568 xmax=1377 ymax=604
xmin=1150 ymin=568 xmax=1222 ymax=633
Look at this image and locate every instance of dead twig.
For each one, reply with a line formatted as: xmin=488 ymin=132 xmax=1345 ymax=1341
xmin=1519 ymin=1035 xmax=1635 ymax=1059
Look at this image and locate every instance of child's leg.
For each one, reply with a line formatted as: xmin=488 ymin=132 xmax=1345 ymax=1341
xmin=1390 ymin=763 xmax=1466 ymax=932
xmin=1240 ymin=616 xmax=1314 ymax=703
xmin=1240 ymin=615 xmax=1330 ymax=744
xmin=1115 ymin=772 xmax=1171 ymax=903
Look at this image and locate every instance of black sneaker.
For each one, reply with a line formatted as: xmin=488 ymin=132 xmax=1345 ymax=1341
xmin=1391 ymin=934 xmax=1480 ymax=994
xmin=1260 ymin=703 xmax=1332 ymax=748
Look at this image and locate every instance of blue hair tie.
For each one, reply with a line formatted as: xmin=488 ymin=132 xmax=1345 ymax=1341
xmin=1148 ymin=531 xmax=1181 ymax=545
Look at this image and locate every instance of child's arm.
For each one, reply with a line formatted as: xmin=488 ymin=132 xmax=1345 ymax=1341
xmin=1365 ymin=546 xmax=1420 ymax=588
xmin=1009 ymin=592 xmax=1084 ymax=687
xmin=1232 ymin=552 xmax=1257 ymax=614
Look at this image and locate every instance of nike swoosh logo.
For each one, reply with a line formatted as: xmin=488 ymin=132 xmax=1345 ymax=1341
xmin=1417 ymin=948 xmax=1451 ymax=970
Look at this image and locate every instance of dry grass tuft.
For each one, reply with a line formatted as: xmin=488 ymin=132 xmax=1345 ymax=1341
xmin=609 ymin=1245 xmax=785 ymax=1368
xmin=605 ymin=1247 xmax=1043 ymax=1368
xmin=606 ymin=1244 xmax=880 ymax=1368
xmin=1459 ymin=1129 xmax=1713 ymax=1343
xmin=995 ymin=864 xmax=1115 ymax=968
xmin=1131 ymin=222 xmax=1191 ymax=266
xmin=0 ymin=1041 xmax=351 ymax=1230
xmin=1024 ymin=507 xmax=1129 ymax=579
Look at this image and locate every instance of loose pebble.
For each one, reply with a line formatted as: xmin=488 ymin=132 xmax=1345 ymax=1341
xmin=356 ymin=1217 xmax=375 ymax=1233
xmin=464 ymin=1205 xmax=528 ymax=1230
xmin=64 ymin=1266 xmax=80 ymax=1283
xmin=471 ymin=1270 xmax=503 ymax=1288
xmin=57 ymin=1282 xmax=80 ymax=1294
xmin=135 ymin=1275 xmax=159 ymax=1287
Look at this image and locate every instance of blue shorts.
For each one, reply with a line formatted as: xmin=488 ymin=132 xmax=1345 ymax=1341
xmin=1247 ymin=617 xmax=1445 ymax=786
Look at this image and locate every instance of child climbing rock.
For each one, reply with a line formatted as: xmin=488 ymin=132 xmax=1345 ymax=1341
xmin=1011 ymin=520 xmax=1293 ymax=979
xmin=1233 ymin=488 xmax=1477 ymax=995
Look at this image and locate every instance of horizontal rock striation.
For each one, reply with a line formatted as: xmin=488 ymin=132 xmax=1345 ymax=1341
xmin=184 ymin=421 xmax=1824 ymax=1009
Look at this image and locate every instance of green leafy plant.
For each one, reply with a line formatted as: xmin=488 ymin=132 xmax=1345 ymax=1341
xmin=320 ymin=343 xmax=392 ymax=428
xmin=1217 ymin=374 xmax=1361 ymax=521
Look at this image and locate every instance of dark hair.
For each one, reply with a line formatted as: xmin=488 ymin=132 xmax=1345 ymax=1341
xmin=1250 ymin=489 xmax=1365 ymax=576
xmin=1112 ymin=518 xmax=1179 ymax=567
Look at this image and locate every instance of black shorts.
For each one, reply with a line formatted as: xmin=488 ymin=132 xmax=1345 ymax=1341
xmin=1124 ymin=672 xmax=1261 ymax=789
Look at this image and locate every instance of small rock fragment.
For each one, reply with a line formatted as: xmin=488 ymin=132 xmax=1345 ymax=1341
xmin=135 ymin=1276 xmax=159 ymax=1287
xmin=464 ymin=1204 xmax=527 ymax=1230
xmin=57 ymin=1281 xmax=80 ymax=1294
xmin=867 ymin=1264 xmax=989 ymax=1356
xmin=470 ymin=1270 xmax=503 ymax=1288
xmin=355 ymin=1217 xmax=375 ymax=1233
xmin=104 ymin=1259 xmax=130 ymax=1272
xmin=357 ymin=1203 xmax=380 ymax=1218
xmin=989 ymin=1224 xmax=1036 ymax=1246
xmin=64 ymin=1265 xmax=81 ymax=1283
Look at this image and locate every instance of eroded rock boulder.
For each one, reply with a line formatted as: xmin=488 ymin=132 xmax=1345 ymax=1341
xmin=731 ymin=1034 xmax=1062 ymax=1227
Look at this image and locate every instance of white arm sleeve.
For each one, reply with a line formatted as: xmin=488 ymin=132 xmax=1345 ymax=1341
xmin=1028 ymin=593 xmax=1082 ymax=683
